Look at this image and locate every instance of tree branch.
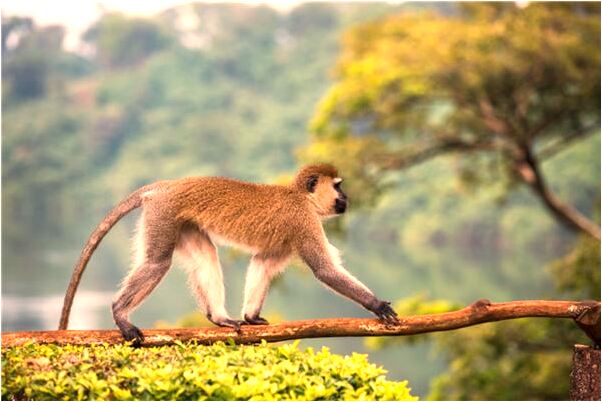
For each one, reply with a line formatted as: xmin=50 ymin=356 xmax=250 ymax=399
xmin=478 ymin=97 xmax=513 ymax=136
xmin=380 ymin=139 xmax=499 ymax=170
xmin=517 ymin=145 xmax=601 ymax=240
xmin=2 ymin=300 xmax=599 ymax=348
xmin=538 ymin=123 xmax=599 ymax=160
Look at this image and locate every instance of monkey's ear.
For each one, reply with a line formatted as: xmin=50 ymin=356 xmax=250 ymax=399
xmin=306 ymin=175 xmax=319 ymax=192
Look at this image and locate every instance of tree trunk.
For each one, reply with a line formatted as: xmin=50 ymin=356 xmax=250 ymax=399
xmin=570 ymin=344 xmax=601 ymax=401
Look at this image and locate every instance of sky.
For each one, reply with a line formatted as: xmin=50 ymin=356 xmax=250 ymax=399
xmin=2 ymin=0 xmax=403 ymax=50
xmin=1 ymin=0 xmax=295 ymax=50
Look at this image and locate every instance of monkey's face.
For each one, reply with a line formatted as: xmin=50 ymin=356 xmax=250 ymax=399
xmin=307 ymin=175 xmax=348 ymax=217
xmin=332 ymin=177 xmax=348 ymax=214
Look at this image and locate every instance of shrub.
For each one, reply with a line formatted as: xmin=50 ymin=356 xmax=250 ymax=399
xmin=2 ymin=340 xmax=417 ymax=400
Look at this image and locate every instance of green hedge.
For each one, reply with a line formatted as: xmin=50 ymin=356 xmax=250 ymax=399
xmin=2 ymin=340 xmax=417 ymax=400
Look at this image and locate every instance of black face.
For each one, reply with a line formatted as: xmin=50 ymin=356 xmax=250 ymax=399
xmin=334 ymin=181 xmax=348 ymax=214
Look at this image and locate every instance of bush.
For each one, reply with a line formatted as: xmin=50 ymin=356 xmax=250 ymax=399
xmin=1 ymin=340 xmax=417 ymax=400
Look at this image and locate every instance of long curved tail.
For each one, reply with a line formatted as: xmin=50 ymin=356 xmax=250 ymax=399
xmin=58 ymin=186 xmax=151 ymax=330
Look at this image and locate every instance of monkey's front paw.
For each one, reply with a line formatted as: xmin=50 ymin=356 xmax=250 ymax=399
xmin=373 ymin=301 xmax=400 ymax=324
xmin=243 ymin=315 xmax=270 ymax=325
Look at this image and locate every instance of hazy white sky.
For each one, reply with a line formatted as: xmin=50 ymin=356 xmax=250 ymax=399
xmin=2 ymin=0 xmax=318 ymax=50
xmin=3 ymin=0 xmax=409 ymax=50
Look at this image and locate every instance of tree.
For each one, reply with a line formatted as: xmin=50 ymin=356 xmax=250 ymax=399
xmin=2 ymin=17 xmax=65 ymax=102
xmin=1 ymin=16 xmax=33 ymax=53
xmin=307 ymin=3 xmax=601 ymax=239
xmin=83 ymin=13 xmax=172 ymax=69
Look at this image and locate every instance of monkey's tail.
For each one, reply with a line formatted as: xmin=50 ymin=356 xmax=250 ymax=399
xmin=58 ymin=185 xmax=152 ymax=330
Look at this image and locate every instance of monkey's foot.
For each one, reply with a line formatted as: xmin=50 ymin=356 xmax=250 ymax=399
xmin=243 ymin=315 xmax=269 ymax=325
xmin=119 ymin=324 xmax=145 ymax=347
xmin=208 ymin=315 xmax=245 ymax=332
xmin=373 ymin=300 xmax=400 ymax=325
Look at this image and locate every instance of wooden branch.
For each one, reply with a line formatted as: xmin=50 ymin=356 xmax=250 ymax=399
xmin=574 ymin=302 xmax=601 ymax=347
xmin=2 ymin=300 xmax=599 ymax=348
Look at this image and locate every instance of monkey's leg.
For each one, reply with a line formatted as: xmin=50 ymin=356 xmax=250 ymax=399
xmin=112 ymin=260 xmax=172 ymax=345
xmin=112 ymin=215 xmax=176 ymax=346
xmin=241 ymin=255 xmax=288 ymax=325
xmin=177 ymin=225 xmax=243 ymax=331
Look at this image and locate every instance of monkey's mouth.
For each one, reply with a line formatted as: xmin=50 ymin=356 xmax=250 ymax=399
xmin=334 ymin=198 xmax=347 ymax=214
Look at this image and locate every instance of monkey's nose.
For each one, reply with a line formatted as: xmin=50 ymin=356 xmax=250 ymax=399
xmin=335 ymin=198 xmax=347 ymax=214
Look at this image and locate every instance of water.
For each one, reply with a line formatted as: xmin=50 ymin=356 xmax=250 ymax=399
xmin=2 ymin=291 xmax=114 ymax=331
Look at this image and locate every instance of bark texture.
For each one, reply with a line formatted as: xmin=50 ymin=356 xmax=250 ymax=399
xmin=570 ymin=344 xmax=601 ymax=401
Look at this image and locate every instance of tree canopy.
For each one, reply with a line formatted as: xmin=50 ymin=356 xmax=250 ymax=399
xmin=307 ymin=2 xmax=601 ymax=238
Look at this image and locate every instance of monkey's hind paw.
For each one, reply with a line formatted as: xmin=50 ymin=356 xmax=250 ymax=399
xmin=374 ymin=300 xmax=400 ymax=325
xmin=209 ymin=316 xmax=245 ymax=333
xmin=243 ymin=315 xmax=270 ymax=325
xmin=121 ymin=326 xmax=145 ymax=347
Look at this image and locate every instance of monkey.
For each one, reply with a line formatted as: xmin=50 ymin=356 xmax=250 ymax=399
xmin=58 ymin=163 xmax=399 ymax=345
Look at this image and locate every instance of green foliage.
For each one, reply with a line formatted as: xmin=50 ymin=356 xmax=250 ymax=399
xmin=2 ymin=2 xmax=402 ymax=273
xmin=2 ymin=341 xmax=417 ymax=401
xmin=2 ymin=100 xmax=89 ymax=249
xmin=423 ymin=206 xmax=600 ymax=400
xmin=305 ymin=8 xmax=601 ymax=396
xmin=550 ymin=234 xmax=601 ymax=300
xmin=369 ymin=292 xmax=593 ymax=400
xmin=371 ymin=226 xmax=600 ymax=400
xmin=84 ymin=13 xmax=173 ymax=68
xmin=0 ymin=3 xmax=412 ymax=310
xmin=1 ymin=18 xmax=79 ymax=103
xmin=305 ymin=3 xmax=600 ymax=208
xmin=427 ymin=318 xmax=586 ymax=400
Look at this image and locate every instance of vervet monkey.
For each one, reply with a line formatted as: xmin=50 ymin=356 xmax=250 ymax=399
xmin=59 ymin=163 xmax=399 ymax=345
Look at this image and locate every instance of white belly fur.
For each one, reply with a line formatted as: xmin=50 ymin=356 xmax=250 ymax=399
xmin=207 ymin=231 xmax=259 ymax=255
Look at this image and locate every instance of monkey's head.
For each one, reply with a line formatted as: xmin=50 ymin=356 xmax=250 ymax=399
xmin=293 ymin=163 xmax=348 ymax=217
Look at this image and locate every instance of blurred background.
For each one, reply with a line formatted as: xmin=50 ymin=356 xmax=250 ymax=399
xmin=2 ymin=1 xmax=600 ymax=399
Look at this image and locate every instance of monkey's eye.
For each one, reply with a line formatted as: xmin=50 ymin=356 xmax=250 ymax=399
xmin=306 ymin=175 xmax=319 ymax=193
xmin=333 ymin=180 xmax=343 ymax=190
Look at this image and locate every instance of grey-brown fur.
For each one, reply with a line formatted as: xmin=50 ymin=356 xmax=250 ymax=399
xmin=59 ymin=164 xmax=398 ymax=345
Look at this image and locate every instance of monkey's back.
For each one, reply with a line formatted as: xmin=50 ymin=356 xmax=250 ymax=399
xmin=143 ymin=177 xmax=314 ymax=255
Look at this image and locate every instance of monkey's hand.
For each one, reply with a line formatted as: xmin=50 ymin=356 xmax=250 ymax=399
xmin=372 ymin=300 xmax=400 ymax=324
